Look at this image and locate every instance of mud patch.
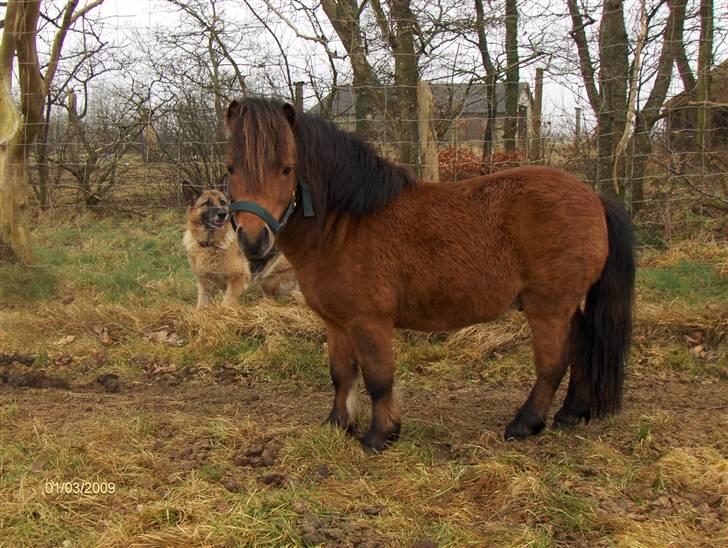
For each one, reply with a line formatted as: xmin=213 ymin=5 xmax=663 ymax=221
xmin=0 ymin=363 xmax=69 ymax=389
xmin=291 ymin=500 xmax=387 ymax=547
xmin=0 ymin=353 xmax=35 ymax=366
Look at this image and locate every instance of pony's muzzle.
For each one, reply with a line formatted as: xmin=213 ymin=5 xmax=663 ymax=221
xmin=236 ymin=224 xmax=273 ymax=261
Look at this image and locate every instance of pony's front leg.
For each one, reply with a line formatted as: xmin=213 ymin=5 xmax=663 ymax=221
xmin=323 ymin=324 xmax=359 ymax=433
xmin=349 ymin=322 xmax=399 ymax=452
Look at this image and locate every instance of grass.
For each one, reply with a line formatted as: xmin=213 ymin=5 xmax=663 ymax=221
xmin=638 ymin=259 xmax=728 ymax=305
xmin=1 ymin=215 xmax=727 ymax=545
xmin=0 ymin=211 xmax=195 ymax=306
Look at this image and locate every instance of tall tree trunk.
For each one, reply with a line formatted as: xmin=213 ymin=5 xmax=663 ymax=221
xmin=320 ymin=0 xmax=384 ymax=139
xmin=668 ymin=0 xmax=695 ymax=94
xmin=627 ymin=0 xmax=680 ymax=210
xmin=353 ymin=72 xmax=374 ymax=138
xmin=0 ymin=0 xmax=100 ymax=262
xmin=474 ymin=0 xmax=497 ymax=159
xmin=34 ymin=98 xmax=53 ymax=208
xmin=530 ymin=67 xmax=544 ymax=162
xmin=390 ymin=0 xmax=419 ymax=169
xmin=696 ymin=0 xmax=713 ymax=150
xmin=597 ymin=0 xmax=629 ymax=196
xmin=503 ymin=0 xmax=519 ymax=151
xmin=0 ymin=1 xmax=45 ymax=263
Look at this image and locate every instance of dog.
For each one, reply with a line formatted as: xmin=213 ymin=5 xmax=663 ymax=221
xmin=183 ymin=183 xmax=250 ymax=308
xmin=182 ymin=182 xmax=300 ymax=308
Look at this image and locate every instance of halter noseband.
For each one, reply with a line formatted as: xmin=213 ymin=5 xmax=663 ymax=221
xmin=228 ymin=178 xmax=315 ymax=235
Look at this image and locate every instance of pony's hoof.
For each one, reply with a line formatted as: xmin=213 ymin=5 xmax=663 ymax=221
xmin=553 ymin=406 xmax=591 ymax=429
xmin=361 ymin=423 xmax=400 ymax=453
xmin=504 ymin=417 xmax=545 ymax=440
xmin=322 ymin=411 xmax=357 ymax=435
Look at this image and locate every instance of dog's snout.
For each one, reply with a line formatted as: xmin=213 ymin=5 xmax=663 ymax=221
xmin=215 ymin=210 xmax=227 ymax=221
xmin=236 ymin=225 xmax=272 ymax=260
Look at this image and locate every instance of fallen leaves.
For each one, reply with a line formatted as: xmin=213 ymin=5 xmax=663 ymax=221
xmin=143 ymin=326 xmax=186 ymax=347
xmin=94 ymin=326 xmax=115 ymax=346
xmin=55 ymin=335 xmax=76 ymax=346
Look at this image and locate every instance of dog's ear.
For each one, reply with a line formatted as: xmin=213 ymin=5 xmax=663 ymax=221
xmin=217 ymin=173 xmax=230 ymax=196
xmin=182 ymin=181 xmax=201 ymax=207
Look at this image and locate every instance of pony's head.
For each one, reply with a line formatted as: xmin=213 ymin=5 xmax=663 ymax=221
xmin=224 ymin=98 xmax=297 ymax=262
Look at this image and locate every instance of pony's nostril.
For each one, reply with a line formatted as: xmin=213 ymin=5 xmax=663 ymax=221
xmin=236 ymin=227 xmax=248 ymax=251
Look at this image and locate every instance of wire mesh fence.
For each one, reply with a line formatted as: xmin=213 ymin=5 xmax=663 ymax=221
xmin=2 ymin=0 xmax=726 ymax=259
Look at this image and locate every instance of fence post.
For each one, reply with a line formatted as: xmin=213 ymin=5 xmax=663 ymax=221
xmin=529 ymin=67 xmax=543 ymax=162
xmin=417 ymin=80 xmax=439 ymax=182
xmin=575 ymin=107 xmax=582 ymax=146
xmin=294 ymin=81 xmax=304 ymax=111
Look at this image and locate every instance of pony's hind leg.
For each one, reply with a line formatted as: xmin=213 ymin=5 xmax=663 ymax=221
xmin=349 ymin=322 xmax=400 ymax=452
xmin=505 ymin=309 xmax=573 ymax=439
xmin=554 ymin=310 xmax=592 ymax=427
xmin=324 ymin=324 xmax=359 ymax=433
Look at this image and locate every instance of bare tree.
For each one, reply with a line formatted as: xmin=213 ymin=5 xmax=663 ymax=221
xmin=56 ymin=86 xmax=149 ymax=205
xmin=33 ymin=5 xmax=113 ymax=207
xmin=0 ymin=0 xmax=103 ymax=263
xmin=503 ymin=0 xmax=519 ymax=150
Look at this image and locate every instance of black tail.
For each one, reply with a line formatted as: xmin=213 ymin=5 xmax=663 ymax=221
xmin=578 ymin=196 xmax=636 ymax=418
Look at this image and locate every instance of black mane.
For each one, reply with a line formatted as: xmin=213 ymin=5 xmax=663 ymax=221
xmin=230 ymin=97 xmax=417 ymax=220
xmin=293 ymin=109 xmax=417 ymax=218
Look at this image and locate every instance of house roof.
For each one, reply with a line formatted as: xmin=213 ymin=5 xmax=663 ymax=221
xmin=311 ymin=82 xmax=532 ymax=118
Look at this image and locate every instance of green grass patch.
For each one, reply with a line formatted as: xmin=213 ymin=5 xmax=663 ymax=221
xmin=638 ymin=259 xmax=728 ymax=305
xmin=0 ymin=212 xmax=195 ymax=306
xmin=255 ymin=339 xmax=328 ymax=384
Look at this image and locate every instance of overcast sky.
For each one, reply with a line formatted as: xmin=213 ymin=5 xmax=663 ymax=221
xmin=4 ymin=0 xmax=726 ymax=130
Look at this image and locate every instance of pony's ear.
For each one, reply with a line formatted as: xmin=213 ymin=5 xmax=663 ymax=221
xmin=226 ymin=100 xmax=240 ymax=123
xmin=182 ymin=181 xmax=201 ymax=207
xmin=282 ymin=103 xmax=296 ymax=127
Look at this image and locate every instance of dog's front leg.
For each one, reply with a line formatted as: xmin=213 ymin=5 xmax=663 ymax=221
xmin=196 ymin=282 xmax=212 ymax=309
xmin=221 ymin=274 xmax=248 ymax=307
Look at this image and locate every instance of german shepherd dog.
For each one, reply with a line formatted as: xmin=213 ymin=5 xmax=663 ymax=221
xmin=182 ymin=182 xmax=299 ymax=308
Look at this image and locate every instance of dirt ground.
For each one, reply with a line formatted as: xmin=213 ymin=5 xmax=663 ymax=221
xmin=1 ymin=226 xmax=727 ymax=546
xmin=1 ymin=356 xmax=726 ymax=546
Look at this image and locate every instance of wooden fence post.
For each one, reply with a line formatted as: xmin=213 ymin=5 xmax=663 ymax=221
xmin=417 ymin=80 xmax=440 ymax=182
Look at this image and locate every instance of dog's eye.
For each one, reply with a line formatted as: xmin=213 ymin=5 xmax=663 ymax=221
xmin=205 ymin=199 xmax=212 ymax=207
xmin=219 ymin=200 xmax=227 ymax=207
xmin=282 ymin=165 xmax=293 ymax=176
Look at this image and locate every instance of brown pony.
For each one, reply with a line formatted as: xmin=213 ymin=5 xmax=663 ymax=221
xmin=224 ymin=97 xmax=635 ymax=452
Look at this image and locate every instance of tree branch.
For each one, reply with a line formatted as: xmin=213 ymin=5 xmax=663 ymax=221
xmin=566 ymin=0 xmax=600 ymax=113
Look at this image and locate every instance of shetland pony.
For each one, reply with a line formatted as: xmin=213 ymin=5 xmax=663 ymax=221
xmin=224 ymin=97 xmax=635 ymax=452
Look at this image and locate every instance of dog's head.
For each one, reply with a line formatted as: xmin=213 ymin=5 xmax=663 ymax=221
xmin=183 ymin=183 xmax=229 ymax=230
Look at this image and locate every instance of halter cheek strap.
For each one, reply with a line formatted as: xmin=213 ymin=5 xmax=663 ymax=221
xmin=229 ymin=180 xmax=314 ymax=236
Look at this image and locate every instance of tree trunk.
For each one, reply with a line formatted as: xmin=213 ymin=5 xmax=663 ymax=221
xmin=34 ymin=98 xmax=53 ymax=208
xmin=696 ymin=0 xmax=713 ymax=150
xmin=530 ymin=67 xmax=544 ymax=162
xmin=474 ymin=0 xmax=497 ymax=160
xmin=353 ymin=72 xmax=374 ymax=138
xmin=320 ymin=0 xmax=384 ymax=138
xmin=0 ymin=0 xmax=45 ymax=263
xmin=597 ymin=0 xmax=629 ymax=196
xmin=390 ymin=0 xmax=419 ymax=169
xmin=503 ymin=0 xmax=519 ymax=151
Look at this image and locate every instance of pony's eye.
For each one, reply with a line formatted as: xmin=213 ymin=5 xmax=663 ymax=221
xmin=282 ymin=165 xmax=293 ymax=176
xmin=226 ymin=165 xmax=234 ymax=174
